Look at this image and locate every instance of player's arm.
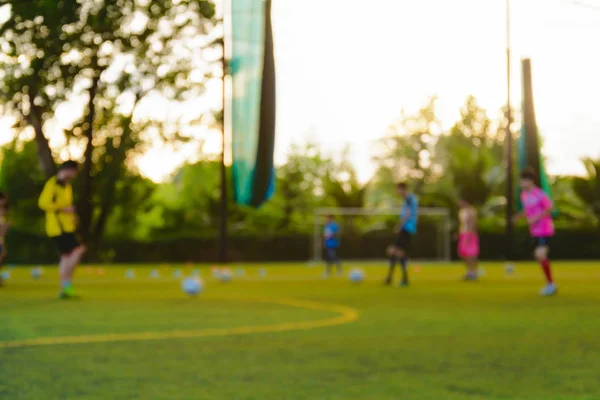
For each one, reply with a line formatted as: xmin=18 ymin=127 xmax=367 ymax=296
xmin=38 ymin=181 xmax=73 ymax=213
xmin=511 ymin=211 xmax=526 ymax=223
xmin=0 ymin=219 xmax=9 ymax=237
xmin=467 ymin=210 xmax=477 ymax=233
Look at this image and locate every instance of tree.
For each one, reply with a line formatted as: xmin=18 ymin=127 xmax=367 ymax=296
xmin=0 ymin=140 xmax=47 ymax=233
xmin=572 ymin=158 xmax=600 ymax=228
xmin=433 ymin=96 xmax=505 ymax=208
xmin=0 ymin=0 xmax=218 ymax=253
xmin=369 ymin=96 xmax=440 ymax=206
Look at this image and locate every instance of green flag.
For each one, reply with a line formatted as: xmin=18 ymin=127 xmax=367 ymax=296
xmin=516 ymin=58 xmax=554 ymax=211
xmin=230 ymin=0 xmax=276 ymax=207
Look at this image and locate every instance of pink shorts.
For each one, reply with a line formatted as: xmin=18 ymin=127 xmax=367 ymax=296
xmin=458 ymin=232 xmax=479 ymax=259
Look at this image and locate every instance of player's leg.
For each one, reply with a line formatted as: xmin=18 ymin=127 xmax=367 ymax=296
xmin=324 ymin=248 xmax=334 ymax=276
xmin=394 ymin=230 xmax=411 ymax=286
xmin=535 ymin=238 xmax=556 ymax=295
xmin=396 ymin=247 xmax=409 ymax=286
xmin=56 ymin=234 xmax=85 ymax=298
xmin=460 ymin=233 xmax=478 ymax=280
xmin=331 ymin=248 xmax=342 ymax=274
xmin=384 ymin=244 xmax=397 ymax=285
xmin=66 ymin=243 xmax=86 ymax=279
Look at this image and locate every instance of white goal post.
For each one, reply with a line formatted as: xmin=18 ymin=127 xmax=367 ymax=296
xmin=312 ymin=207 xmax=452 ymax=263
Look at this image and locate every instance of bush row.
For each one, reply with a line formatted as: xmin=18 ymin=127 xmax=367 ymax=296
xmin=3 ymin=228 xmax=600 ymax=264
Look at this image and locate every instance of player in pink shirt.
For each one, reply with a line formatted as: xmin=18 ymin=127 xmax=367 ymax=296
xmin=512 ymin=168 xmax=557 ymax=296
xmin=457 ymin=196 xmax=479 ymax=281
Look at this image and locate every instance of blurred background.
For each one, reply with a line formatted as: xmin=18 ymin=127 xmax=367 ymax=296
xmin=1 ymin=0 xmax=599 ymax=264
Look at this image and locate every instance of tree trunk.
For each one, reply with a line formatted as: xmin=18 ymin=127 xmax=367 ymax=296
xmin=78 ymin=74 xmax=101 ymax=243
xmin=28 ymin=102 xmax=57 ymax=178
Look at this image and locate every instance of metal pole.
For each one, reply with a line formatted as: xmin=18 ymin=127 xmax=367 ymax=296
xmin=505 ymin=0 xmax=514 ymax=262
xmin=219 ymin=5 xmax=229 ymax=264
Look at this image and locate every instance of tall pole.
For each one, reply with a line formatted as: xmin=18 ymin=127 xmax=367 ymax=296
xmin=219 ymin=7 xmax=229 ymax=264
xmin=505 ymin=0 xmax=514 ymax=262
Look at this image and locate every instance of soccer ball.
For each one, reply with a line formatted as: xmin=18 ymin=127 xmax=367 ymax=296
xmin=125 ymin=269 xmax=135 ymax=279
xmin=149 ymin=269 xmax=159 ymax=278
xmin=1 ymin=270 xmax=10 ymax=280
xmin=505 ymin=263 xmax=515 ymax=275
xmin=173 ymin=269 xmax=182 ymax=278
xmin=181 ymin=277 xmax=204 ymax=296
xmin=31 ymin=267 xmax=43 ymax=279
xmin=258 ymin=268 xmax=267 ymax=277
xmin=349 ymin=268 xmax=365 ymax=283
xmin=219 ymin=268 xmax=232 ymax=282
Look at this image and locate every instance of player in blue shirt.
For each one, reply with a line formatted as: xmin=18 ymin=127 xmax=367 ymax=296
xmin=385 ymin=182 xmax=418 ymax=287
xmin=323 ymin=215 xmax=342 ymax=276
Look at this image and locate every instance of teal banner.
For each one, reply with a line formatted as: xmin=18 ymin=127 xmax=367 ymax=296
xmin=516 ymin=58 xmax=554 ymax=211
xmin=230 ymin=0 xmax=276 ymax=207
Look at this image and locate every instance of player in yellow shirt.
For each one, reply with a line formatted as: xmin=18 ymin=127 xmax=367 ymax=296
xmin=38 ymin=161 xmax=86 ymax=299
xmin=0 ymin=192 xmax=9 ymax=287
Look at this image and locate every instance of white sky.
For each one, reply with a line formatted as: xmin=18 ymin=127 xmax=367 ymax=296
xmin=2 ymin=0 xmax=600 ymax=182
xmin=267 ymin=0 xmax=600 ymax=182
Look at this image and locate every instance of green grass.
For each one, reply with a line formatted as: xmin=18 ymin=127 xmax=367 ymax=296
xmin=1 ymin=261 xmax=600 ymax=400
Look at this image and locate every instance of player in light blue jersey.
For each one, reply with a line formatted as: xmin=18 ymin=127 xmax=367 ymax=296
xmin=323 ymin=215 xmax=342 ymax=276
xmin=385 ymin=182 xmax=418 ymax=287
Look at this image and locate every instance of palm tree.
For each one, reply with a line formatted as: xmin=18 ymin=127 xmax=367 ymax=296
xmin=572 ymin=158 xmax=600 ymax=228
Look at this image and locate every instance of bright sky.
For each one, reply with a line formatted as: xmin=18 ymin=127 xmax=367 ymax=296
xmin=268 ymin=0 xmax=600 ymax=182
xmin=2 ymin=0 xmax=600 ymax=182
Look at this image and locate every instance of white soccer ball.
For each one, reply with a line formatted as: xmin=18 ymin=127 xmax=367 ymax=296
xmin=125 ymin=269 xmax=135 ymax=279
xmin=149 ymin=269 xmax=159 ymax=278
xmin=505 ymin=263 xmax=515 ymax=275
xmin=219 ymin=268 xmax=232 ymax=282
xmin=258 ymin=268 xmax=267 ymax=277
xmin=173 ymin=269 xmax=182 ymax=278
xmin=31 ymin=267 xmax=43 ymax=279
xmin=349 ymin=268 xmax=365 ymax=283
xmin=1 ymin=270 xmax=10 ymax=280
xmin=181 ymin=277 xmax=204 ymax=296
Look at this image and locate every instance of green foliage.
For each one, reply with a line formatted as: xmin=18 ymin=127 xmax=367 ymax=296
xmin=0 ymin=140 xmax=47 ymax=233
xmin=572 ymin=158 xmax=600 ymax=226
xmin=0 ymin=0 xmax=219 ymax=246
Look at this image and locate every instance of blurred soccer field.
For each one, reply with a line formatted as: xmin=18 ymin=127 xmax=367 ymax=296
xmin=1 ymin=262 xmax=600 ymax=400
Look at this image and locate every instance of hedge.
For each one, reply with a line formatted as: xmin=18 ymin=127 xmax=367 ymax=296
xmin=3 ymin=227 xmax=600 ymax=264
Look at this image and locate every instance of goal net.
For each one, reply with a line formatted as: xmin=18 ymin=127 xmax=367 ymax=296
xmin=311 ymin=207 xmax=451 ymax=263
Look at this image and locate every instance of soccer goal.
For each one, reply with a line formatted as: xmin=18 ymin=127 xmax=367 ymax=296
xmin=311 ymin=207 xmax=451 ymax=263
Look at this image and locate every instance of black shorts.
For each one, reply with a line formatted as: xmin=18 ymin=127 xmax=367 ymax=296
xmin=52 ymin=233 xmax=80 ymax=255
xmin=324 ymin=248 xmax=339 ymax=262
xmin=0 ymin=243 xmax=4 ymax=258
xmin=394 ymin=229 xmax=412 ymax=251
xmin=532 ymin=236 xmax=551 ymax=249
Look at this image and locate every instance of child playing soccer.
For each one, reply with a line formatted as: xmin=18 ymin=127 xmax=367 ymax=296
xmin=458 ymin=196 xmax=479 ymax=281
xmin=385 ymin=182 xmax=418 ymax=287
xmin=323 ymin=215 xmax=342 ymax=276
xmin=38 ymin=161 xmax=86 ymax=299
xmin=512 ymin=167 xmax=557 ymax=296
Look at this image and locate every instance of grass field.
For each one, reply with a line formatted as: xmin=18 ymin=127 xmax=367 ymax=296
xmin=1 ymin=261 xmax=600 ymax=400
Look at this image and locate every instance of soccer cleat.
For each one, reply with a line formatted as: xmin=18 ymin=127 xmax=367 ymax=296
xmin=59 ymin=285 xmax=80 ymax=300
xmin=540 ymin=284 xmax=557 ymax=296
xmin=462 ymin=273 xmax=478 ymax=282
xmin=398 ymin=280 xmax=409 ymax=288
xmin=383 ymin=277 xmax=393 ymax=285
